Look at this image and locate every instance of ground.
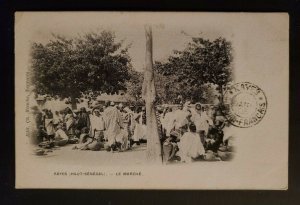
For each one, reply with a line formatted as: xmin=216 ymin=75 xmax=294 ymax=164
xmin=33 ymin=143 xmax=234 ymax=165
xmin=34 ymin=143 xmax=149 ymax=166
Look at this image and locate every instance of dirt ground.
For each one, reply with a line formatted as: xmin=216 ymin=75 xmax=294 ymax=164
xmin=32 ymin=143 xmax=234 ymax=166
xmin=33 ymin=143 xmax=149 ymax=166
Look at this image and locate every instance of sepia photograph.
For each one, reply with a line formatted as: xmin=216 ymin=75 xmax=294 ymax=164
xmin=15 ymin=12 xmax=288 ymax=189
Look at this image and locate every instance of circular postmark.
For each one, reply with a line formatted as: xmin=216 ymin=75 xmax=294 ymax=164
xmin=222 ymin=82 xmax=267 ymax=128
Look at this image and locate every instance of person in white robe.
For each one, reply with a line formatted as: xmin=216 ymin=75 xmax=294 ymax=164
xmin=132 ymin=107 xmax=146 ymax=146
xmin=166 ymin=104 xmax=190 ymax=140
xmin=161 ymin=107 xmax=174 ymax=137
xmin=89 ymin=109 xmax=105 ymax=140
xmin=191 ymin=103 xmax=213 ymax=144
xmin=178 ymin=123 xmax=205 ymax=163
xmin=44 ymin=110 xmax=55 ymax=141
xmin=102 ymin=102 xmax=127 ymax=151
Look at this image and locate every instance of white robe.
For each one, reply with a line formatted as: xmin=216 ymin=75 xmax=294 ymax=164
xmin=161 ymin=112 xmax=175 ymax=137
xmin=132 ymin=112 xmax=146 ymax=141
xmin=45 ymin=118 xmax=55 ymax=135
xmin=103 ymin=106 xmax=124 ymax=146
xmin=191 ymin=111 xmax=212 ymax=134
xmin=178 ymin=132 xmax=205 ymax=162
xmin=90 ymin=114 xmax=105 ymax=131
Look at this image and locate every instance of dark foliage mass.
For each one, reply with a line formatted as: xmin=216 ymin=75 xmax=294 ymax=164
xmin=154 ymin=37 xmax=233 ymax=103
xmin=31 ymin=31 xmax=132 ymax=101
xmin=31 ymin=31 xmax=233 ymax=105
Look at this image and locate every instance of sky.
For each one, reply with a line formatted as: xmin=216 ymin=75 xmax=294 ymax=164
xmin=16 ymin=12 xmax=235 ymax=72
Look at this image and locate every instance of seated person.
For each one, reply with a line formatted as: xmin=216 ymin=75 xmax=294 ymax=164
xmin=115 ymin=128 xmax=129 ymax=152
xmin=205 ymin=122 xmax=224 ymax=153
xmin=75 ymin=127 xmax=104 ymax=151
xmin=177 ymin=123 xmax=206 ymax=163
xmin=53 ymin=124 xmax=69 ymax=146
xmin=162 ymin=135 xmax=179 ymax=163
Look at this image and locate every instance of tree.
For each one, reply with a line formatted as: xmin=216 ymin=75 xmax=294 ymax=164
xmin=155 ymin=37 xmax=233 ymax=103
xmin=31 ymin=31 xmax=131 ymax=109
xmin=125 ymin=69 xmax=143 ymax=101
xmin=125 ymin=69 xmax=179 ymax=104
xmin=143 ymin=26 xmax=162 ymax=164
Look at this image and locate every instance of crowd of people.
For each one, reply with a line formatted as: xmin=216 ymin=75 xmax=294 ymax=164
xmin=33 ymin=99 xmax=234 ymax=163
xmin=160 ymin=102 xmax=234 ymax=163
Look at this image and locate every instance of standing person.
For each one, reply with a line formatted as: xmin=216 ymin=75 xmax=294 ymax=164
xmin=181 ymin=110 xmax=193 ymax=133
xmin=102 ymin=101 xmax=124 ymax=151
xmin=162 ymin=107 xmax=174 ymax=137
xmin=122 ymin=106 xmax=134 ymax=145
xmin=140 ymin=107 xmax=147 ymax=142
xmin=191 ymin=103 xmax=212 ymax=145
xmin=114 ymin=103 xmax=130 ymax=151
xmin=178 ymin=123 xmax=206 ymax=163
xmin=90 ymin=108 xmax=105 ymax=141
xmin=30 ymin=106 xmax=45 ymax=143
xmin=132 ymin=107 xmax=146 ymax=147
xmin=169 ymin=104 xmax=190 ymax=141
xmin=64 ymin=107 xmax=76 ymax=137
xmin=44 ymin=110 xmax=55 ymax=141
xmin=102 ymin=101 xmax=112 ymax=141
xmin=76 ymin=107 xmax=91 ymax=133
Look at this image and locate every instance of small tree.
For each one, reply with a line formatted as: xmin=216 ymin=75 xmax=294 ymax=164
xmin=31 ymin=31 xmax=131 ymax=109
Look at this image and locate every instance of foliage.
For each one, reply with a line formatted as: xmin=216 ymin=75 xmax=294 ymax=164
xmin=125 ymin=69 xmax=143 ymax=101
xmin=31 ymin=31 xmax=132 ymax=102
xmin=154 ymin=37 xmax=233 ymax=103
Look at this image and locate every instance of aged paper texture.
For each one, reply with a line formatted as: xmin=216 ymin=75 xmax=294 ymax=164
xmin=15 ymin=12 xmax=288 ymax=189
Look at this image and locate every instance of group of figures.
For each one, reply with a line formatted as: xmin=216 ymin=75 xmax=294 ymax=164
xmin=160 ymin=102 xmax=234 ymax=163
xmin=34 ymin=101 xmax=147 ymax=152
xmin=32 ymin=99 xmax=234 ymax=163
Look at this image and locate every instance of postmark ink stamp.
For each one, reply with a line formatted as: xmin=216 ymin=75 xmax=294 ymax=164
xmin=222 ymin=82 xmax=267 ymax=128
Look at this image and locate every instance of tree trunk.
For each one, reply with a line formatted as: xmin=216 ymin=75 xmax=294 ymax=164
xmin=219 ymin=84 xmax=223 ymax=103
xmin=142 ymin=25 xmax=162 ymax=164
xmin=71 ymin=96 xmax=77 ymax=110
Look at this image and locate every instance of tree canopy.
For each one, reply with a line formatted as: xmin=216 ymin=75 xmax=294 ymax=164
xmin=154 ymin=37 xmax=233 ymax=103
xmin=31 ymin=31 xmax=132 ymax=107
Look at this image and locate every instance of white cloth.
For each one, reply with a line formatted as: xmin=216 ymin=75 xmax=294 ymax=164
xmin=172 ymin=109 xmax=189 ymax=130
xmin=132 ymin=112 xmax=146 ymax=141
xmin=103 ymin=106 xmax=123 ymax=146
xmin=191 ymin=111 xmax=211 ymax=134
xmin=55 ymin=129 xmax=68 ymax=140
xmin=90 ymin=114 xmax=105 ymax=131
xmin=45 ymin=119 xmax=55 ymax=135
xmin=222 ymin=125 xmax=235 ymax=142
xmin=65 ymin=114 xmax=75 ymax=131
xmin=53 ymin=114 xmax=61 ymax=124
xmin=116 ymin=129 xmax=129 ymax=150
xmin=163 ymin=109 xmax=189 ymax=137
xmin=161 ymin=111 xmax=174 ymax=136
xmin=178 ymin=132 xmax=205 ymax=162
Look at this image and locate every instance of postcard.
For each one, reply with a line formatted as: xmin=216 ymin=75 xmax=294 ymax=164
xmin=15 ymin=12 xmax=288 ymax=189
